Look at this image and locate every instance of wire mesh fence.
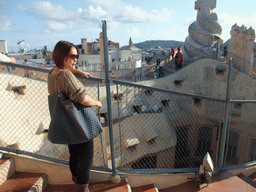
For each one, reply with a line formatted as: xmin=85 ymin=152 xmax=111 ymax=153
xmin=223 ymin=101 xmax=256 ymax=166
xmin=0 ymin=62 xmax=107 ymax=169
xmin=110 ymin=81 xmax=226 ymax=170
xmin=1 ymin=61 xmax=256 ymax=173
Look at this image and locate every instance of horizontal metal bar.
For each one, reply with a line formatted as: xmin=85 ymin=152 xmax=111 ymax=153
xmin=117 ymin=168 xmax=199 ymax=174
xmin=230 ymin=100 xmax=256 ymax=103
xmin=0 ymin=147 xmax=112 ymax=172
xmin=112 ymin=79 xmax=226 ymax=103
xmin=0 ymin=61 xmax=104 ymax=82
xmin=222 ymin=160 xmax=256 ymax=171
xmin=1 ymin=61 xmax=51 ymax=73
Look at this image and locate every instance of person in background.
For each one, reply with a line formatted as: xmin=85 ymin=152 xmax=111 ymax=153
xmin=48 ymin=40 xmax=102 ymax=192
xmin=23 ymin=59 xmax=30 ymax=78
xmin=171 ymin=47 xmax=175 ymax=60
xmin=174 ymin=47 xmax=183 ymax=70
xmin=0 ymin=52 xmax=16 ymax=73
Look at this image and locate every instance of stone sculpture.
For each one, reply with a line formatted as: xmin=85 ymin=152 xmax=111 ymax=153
xmin=184 ymin=0 xmax=223 ymax=60
xmin=226 ymin=24 xmax=255 ymax=76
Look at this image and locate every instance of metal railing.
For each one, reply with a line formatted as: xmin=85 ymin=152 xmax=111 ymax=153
xmin=0 ymin=22 xmax=255 ymax=176
xmin=1 ymin=57 xmax=256 ymax=174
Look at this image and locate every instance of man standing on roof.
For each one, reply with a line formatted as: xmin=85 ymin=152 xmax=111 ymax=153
xmin=23 ymin=59 xmax=30 ymax=78
xmin=171 ymin=48 xmax=175 ymax=60
xmin=174 ymin=47 xmax=183 ymax=70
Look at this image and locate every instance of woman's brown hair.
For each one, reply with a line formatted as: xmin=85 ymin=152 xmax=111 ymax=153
xmin=52 ymin=41 xmax=80 ymax=69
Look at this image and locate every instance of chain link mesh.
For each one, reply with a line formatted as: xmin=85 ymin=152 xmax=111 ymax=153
xmin=109 ymin=82 xmax=225 ymax=170
xmin=224 ymin=101 xmax=256 ymax=166
xmin=0 ymin=63 xmax=107 ymax=168
xmin=1 ymin=62 xmax=256 ymax=172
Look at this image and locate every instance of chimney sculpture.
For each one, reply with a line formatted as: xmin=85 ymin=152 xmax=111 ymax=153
xmin=184 ymin=0 xmax=223 ymax=60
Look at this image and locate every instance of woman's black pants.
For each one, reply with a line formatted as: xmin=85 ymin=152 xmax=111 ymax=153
xmin=68 ymin=140 xmax=94 ymax=185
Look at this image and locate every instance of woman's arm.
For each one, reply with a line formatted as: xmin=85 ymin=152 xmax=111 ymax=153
xmin=60 ymin=70 xmax=101 ymax=108
xmin=80 ymin=95 xmax=102 ymax=109
xmin=70 ymin=68 xmax=91 ymax=78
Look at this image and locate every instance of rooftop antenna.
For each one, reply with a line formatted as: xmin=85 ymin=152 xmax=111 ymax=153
xmin=17 ymin=39 xmax=25 ymax=52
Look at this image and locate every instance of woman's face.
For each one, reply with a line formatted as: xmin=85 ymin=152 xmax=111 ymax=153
xmin=63 ymin=46 xmax=79 ymax=70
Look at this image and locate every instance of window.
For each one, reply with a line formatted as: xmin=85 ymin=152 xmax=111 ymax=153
xmin=174 ymin=127 xmax=190 ymax=168
xmin=195 ymin=127 xmax=213 ymax=157
xmin=161 ymin=100 xmax=170 ymax=107
xmin=145 ymin=90 xmax=153 ymax=96
xmin=216 ymin=69 xmax=224 ymax=75
xmin=233 ymin=102 xmax=242 ymax=110
xmin=215 ymin=65 xmax=227 ymax=75
xmin=112 ymin=93 xmax=125 ymax=102
xmin=226 ymin=131 xmax=239 ymax=163
xmin=174 ymin=80 xmax=183 ymax=87
xmin=100 ymin=112 xmax=108 ymax=122
xmin=193 ymin=97 xmax=202 ymax=106
xmin=133 ymin=105 xmax=142 ymax=114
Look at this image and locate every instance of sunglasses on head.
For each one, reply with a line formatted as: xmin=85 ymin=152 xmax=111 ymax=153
xmin=70 ymin=54 xmax=79 ymax=59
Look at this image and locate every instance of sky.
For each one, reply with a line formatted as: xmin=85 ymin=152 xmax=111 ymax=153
xmin=0 ymin=0 xmax=255 ymax=52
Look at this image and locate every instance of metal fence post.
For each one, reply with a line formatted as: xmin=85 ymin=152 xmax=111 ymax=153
xmin=102 ymin=20 xmax=117 ymax=176
xmin=219 ymin=58 xmax=233 ymax=168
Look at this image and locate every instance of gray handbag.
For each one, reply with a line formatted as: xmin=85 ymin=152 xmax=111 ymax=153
xmin=47 ymin=75 xmax=103 ymax=145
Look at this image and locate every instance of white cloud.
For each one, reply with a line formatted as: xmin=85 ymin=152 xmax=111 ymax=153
xmin=17 ymin=0 xmax=175 ymax=33
xmin=17 ymin=1 xmax=81 ymax=32
xmin=128 ymin=27 xmax=142 ymax=37
xmin=29 ymin=1 xmax=78 ymax=21
xmin=0 ymin=14 xmax=12 ymax=31
xmin=82 ymin=5 xmax=108 ymax=22
xmin=44 ymin=20 xmax=73 ymax=31
xmin=218 ymin=13 xmax=256 ymax=42
xmin=219 ymin=13 xmax=256 ymax=27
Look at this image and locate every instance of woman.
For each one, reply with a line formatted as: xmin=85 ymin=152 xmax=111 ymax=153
xmin=48 ymin=40 xmax=102 ymax=192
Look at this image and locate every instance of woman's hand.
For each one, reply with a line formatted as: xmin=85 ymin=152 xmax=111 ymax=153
xmin=80 ymin=71 xmax=91 ymax=79
xmin=81 ymin=95 xmax=102 ymax=109
xmin=96 ymin=101 xmax=102 ymax=109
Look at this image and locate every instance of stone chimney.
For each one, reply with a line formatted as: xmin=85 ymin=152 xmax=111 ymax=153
xmin=227 ymin=24 xmax=255 ymax=76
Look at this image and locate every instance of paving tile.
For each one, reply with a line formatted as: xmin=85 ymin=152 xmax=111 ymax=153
xmin=0 ymin=172 xmax=43 ymax=192
xmin=237 ymin=173 xmax=256 ymax=188
xmin=132 ymin=184 xmax=158 ymax=192
xmin=0 ymin=158 xmax=8 ymax=166
xmin=45 ymin=184 xmax=77 ymax=192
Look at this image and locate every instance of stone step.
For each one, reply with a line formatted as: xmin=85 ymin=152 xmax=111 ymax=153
xmin=132 ymin=184 xmax=158 ymax=192
xmin=44 ymin=184 xmax=77 ymax=192
xmin=0 ymin=172 xmax=48 ymax=192
xmin=237 ymin=173 xmax=256 ymax=188
xmin=0 ymin=157 xmax=15 ymax=185
xmin=249 ymin=172 xmax=256 ymax=182
xmin=159 ymin=170 xmax=256 ymax=192
xmin=46 ymin=178 xmax=131 ymax=192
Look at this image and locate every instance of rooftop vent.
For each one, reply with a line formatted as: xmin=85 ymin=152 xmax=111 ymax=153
xmin=123 ymin=132 xmax=140 ymax=149
xmin=174 ymin=75 xmax=184 ymax=87
xmin=143 ymin=127 xmax=158 ymax=143
xmin=215 ymin=65 xmax=227 ymax=75
xmin=112 ymin=93 xmax=125 ymax=102
xmin=8 ymin=82 xmax=26 ymax=95
xmin=145 ymin=89 xmax=153 ymax=96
